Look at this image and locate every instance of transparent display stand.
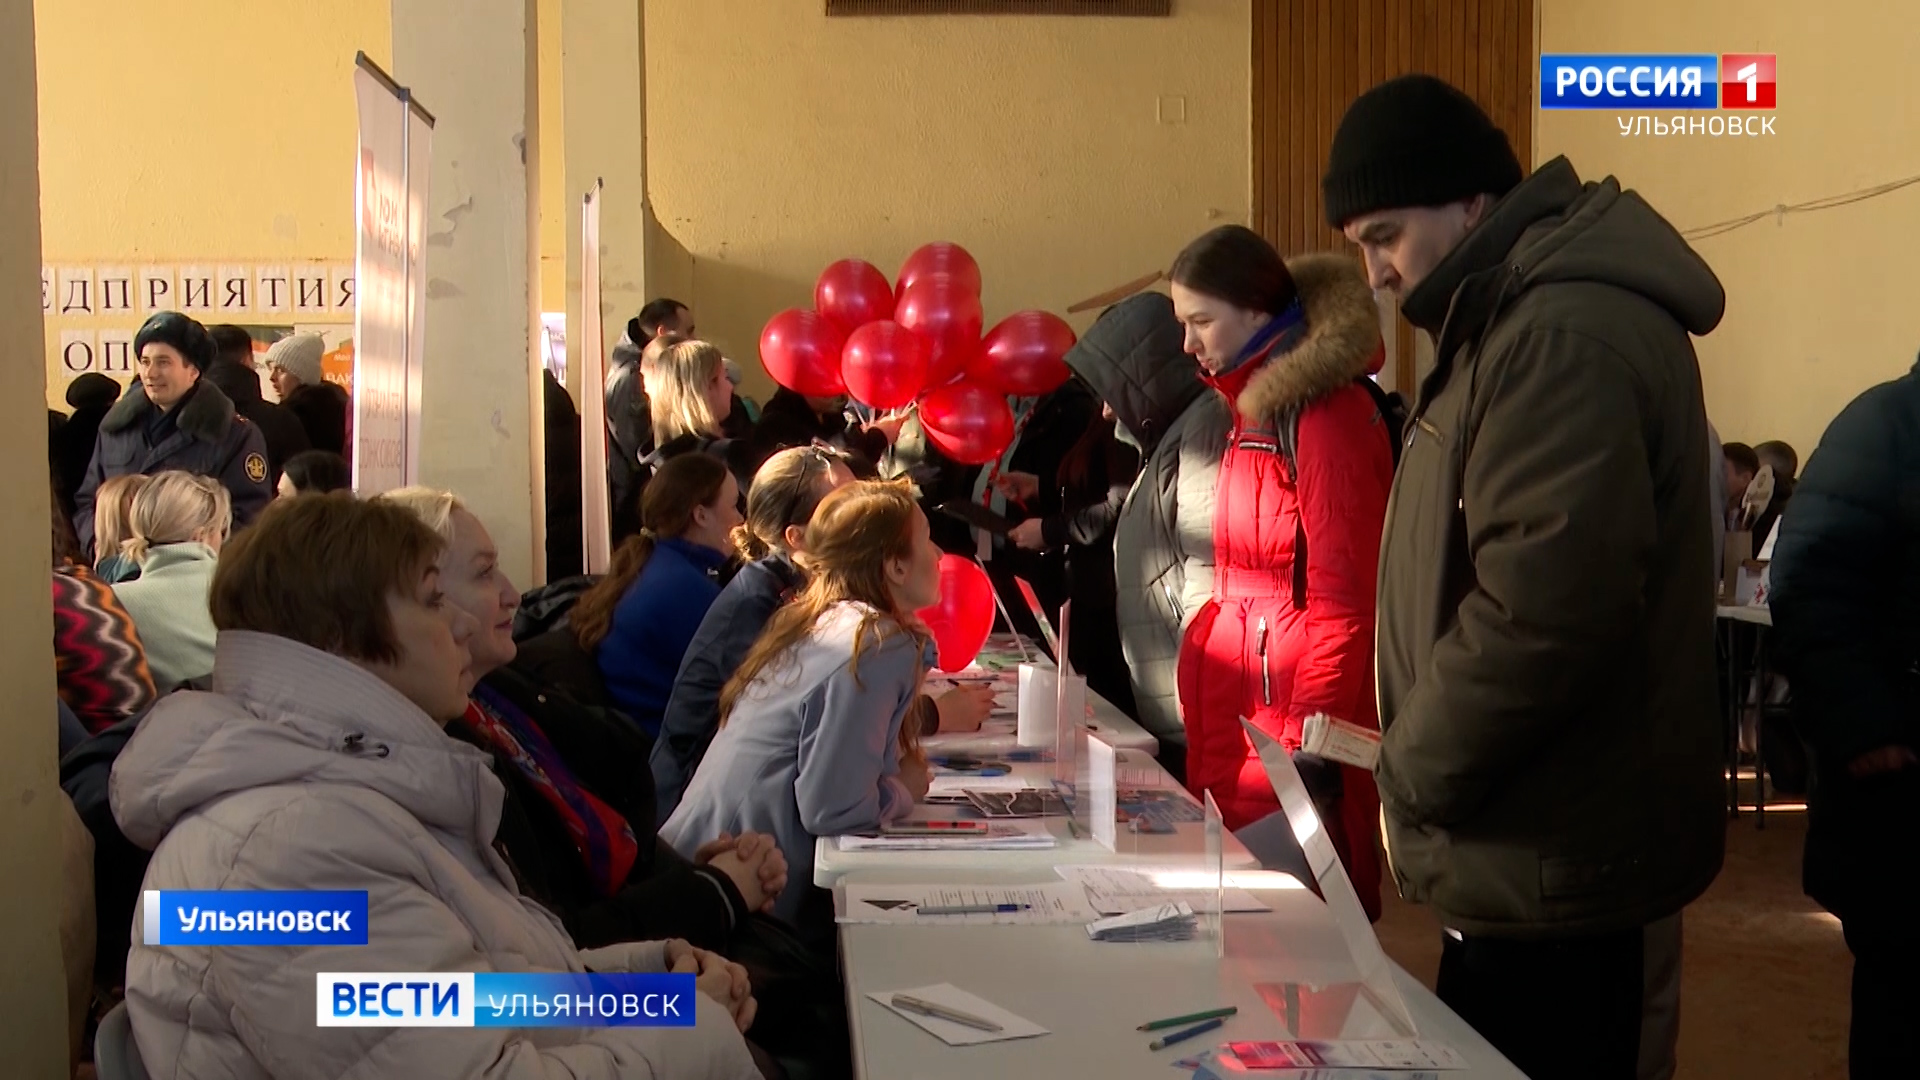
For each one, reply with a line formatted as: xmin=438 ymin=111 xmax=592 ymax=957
xmin=1230 ymin=718 xmax=1418 ymax=1039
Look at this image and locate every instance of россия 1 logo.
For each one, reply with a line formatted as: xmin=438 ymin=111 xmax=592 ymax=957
xmin=1539 ymin=53 xmax=1777 ymax=137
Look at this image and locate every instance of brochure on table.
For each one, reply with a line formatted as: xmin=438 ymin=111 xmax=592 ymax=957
xmin=1239 ymin=718 xmax=1418 ymax=1038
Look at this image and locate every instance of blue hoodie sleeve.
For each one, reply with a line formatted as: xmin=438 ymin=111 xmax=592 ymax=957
xmin=792 ymin=629 xmax=921 ymax=835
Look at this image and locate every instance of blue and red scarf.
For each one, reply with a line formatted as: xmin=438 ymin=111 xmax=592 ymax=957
xmin=465 ymin=683 xmax=640 ymax=898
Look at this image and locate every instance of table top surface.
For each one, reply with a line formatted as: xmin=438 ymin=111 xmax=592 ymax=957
xmin=814 ymin=754 xmax=1257 ymax=886
xmin=923 ymin=664 xmax=1160 ymax=756
xmin=838 ymin=869 xmax=1526 ymax=1080
xmin=1716 ymin=602 xmax=1773 ymax=626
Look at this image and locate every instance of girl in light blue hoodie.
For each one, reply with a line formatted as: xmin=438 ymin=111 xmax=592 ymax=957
xmin=661 ymin=480 xmax=943 ymax=939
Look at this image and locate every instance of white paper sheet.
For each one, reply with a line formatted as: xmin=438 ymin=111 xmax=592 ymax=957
xmin=926 ymin=773 xmax=1043 ymax=797
xmin=834 ymin=820 xmax=1056 ymax=851
xmin=839 ymin=881 xmax=1099 ymax=924
xmin=1055 ymin=865 xmax=1272 ymax=915
xmin=868 ymin=983 xmax=1050 ymax=1046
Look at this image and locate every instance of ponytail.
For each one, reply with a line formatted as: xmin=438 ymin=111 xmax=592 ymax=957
xmin=732 ymin=523 xmax=772 ymax=561
xmin=572 ymin=453 xmax=729 ymax=651
xmin=736 ymin=444 xmax=847 ymax=563
xmin=572 ymin=531 xmax=656 ymax=650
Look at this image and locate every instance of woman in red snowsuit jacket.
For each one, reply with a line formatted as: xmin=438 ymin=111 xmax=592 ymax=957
xmin=1170 ymin=227 xmax=1393 ymax=920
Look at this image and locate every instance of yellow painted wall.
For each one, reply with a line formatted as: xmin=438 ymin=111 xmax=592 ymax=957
xmin=1536 ymin=0 xmax=1920 ymax=457
xmin=536 ymin=0 xmax=567 ymax=312
xmin=33 ymin=0 xmax=575 ymax=408
xmin=32 ymin=0 xmax=389 ymax=406
xmin=643 ymin=0 xmax=1251 ymax=401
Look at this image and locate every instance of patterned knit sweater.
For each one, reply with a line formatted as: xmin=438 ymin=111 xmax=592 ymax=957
xmin=53 ymin=563 xmax=157 ymax=734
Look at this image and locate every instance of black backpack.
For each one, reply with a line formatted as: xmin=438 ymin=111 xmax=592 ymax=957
xmin=1289 ymin=376 xmax=1410 ymax=611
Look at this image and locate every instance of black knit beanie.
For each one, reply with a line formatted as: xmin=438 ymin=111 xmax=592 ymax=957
xmin=65 ymin=371 xmax=122 ymax=410
xmin=1322 ymin=74 xmax=1523 ymax=229
xmin=133 ymin=311 xmax=216 ymax=373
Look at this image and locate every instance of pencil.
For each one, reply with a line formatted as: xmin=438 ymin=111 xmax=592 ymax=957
xmin=1147 ymin=1016 xmax=1226 ymax=1051
xmin=1137 ymin=1005 xmax=1238 ymax=1031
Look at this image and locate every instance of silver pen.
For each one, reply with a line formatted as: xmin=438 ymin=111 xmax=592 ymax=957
xmin=890 ymin=993 xmax=1004 ymax=1032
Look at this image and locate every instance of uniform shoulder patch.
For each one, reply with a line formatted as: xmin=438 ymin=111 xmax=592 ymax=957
xmin=244 ymin=453 xmax=268 ymax=483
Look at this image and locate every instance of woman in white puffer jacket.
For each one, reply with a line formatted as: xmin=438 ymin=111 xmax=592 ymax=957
xmin=109 ymin=492 xmax=762 ymax=1079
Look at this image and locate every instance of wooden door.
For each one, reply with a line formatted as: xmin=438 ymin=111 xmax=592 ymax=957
xmin=1252 ymin=0 xmax=1535 ymax=392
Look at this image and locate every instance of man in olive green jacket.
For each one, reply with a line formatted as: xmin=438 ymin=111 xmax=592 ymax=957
xmin=1324 ymin=76 xmax=1725 ymax=1080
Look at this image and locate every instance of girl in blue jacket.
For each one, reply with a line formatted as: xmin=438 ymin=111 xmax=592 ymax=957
xmin=573 ymin=452 xmax=744 ymax=737
xmin=660 ymin=479 xmax=943 ymax=939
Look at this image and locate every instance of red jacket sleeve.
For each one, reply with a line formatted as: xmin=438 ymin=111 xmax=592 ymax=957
xmin=1289 ymin=391 xmax=1392 ymax=729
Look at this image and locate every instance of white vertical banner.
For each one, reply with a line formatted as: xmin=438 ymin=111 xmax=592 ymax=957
xmin=579 ymin=180 xmax=611 ymax=574
xmin=351 ymin=52 xmax=433 ymax=495
xmin=402 ymin=98 xmax=431 ymax=485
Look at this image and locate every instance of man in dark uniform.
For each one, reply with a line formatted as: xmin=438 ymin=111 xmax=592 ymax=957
xmin=72 ymin=311 xmax=273 ymax=553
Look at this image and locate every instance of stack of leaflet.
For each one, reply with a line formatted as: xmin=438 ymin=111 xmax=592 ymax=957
xmin=836 ymin=822 xmax=1056 ymax=852
xmin=1085 ymin=901 xmax=1198 ymax=942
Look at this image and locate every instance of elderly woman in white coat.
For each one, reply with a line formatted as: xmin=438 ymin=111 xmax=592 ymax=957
xmin=109 ymin=492 xmax=762 ymax=1079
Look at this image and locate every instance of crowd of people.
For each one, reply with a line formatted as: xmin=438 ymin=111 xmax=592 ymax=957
xmin=34 ymin=72 xmax=1919 ymax=1080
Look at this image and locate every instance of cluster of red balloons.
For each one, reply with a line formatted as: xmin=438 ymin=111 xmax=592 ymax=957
xmin=760 ymin=242 xmax=1078 ymax=466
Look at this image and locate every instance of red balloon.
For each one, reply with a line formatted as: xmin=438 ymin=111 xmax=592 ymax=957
xmin=759 ymin=308 xmax=847 ymax=398
xmin=897 ymin=242 xmax=983 ymax=299
xmin=894 ymin=273 xmax=984 ymax=389
xmin=919 ymin=379 xmax=1015 ymax=466
xmin=973 ymin=311 xmax=1077 ymax=396
xmin=841 ymin=321 xmax=928 ymax=411
xmin=917 ymin=554 xmax=995 ymax=672
xmin=814 ymin=259 xmax=895 ymax=332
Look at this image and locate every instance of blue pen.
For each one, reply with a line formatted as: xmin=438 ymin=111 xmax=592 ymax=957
xmin=916 ymin=903 xmax=1032 ymax=916
xmin=1147 ymin=1016 xmax=1226 ymax=1051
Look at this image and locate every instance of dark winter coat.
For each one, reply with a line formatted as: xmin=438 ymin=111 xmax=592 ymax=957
xmin=204 ymin=360 xmax=310 ymax=485
xmin=749 ymin=388 xmax=890 ymax=478
xmin=283 ymin=379 xmax=350 ymax=458
xmin=604 ymin=347 xmax=649 ymax=546
xmin=449 ymin=665 xmax=753 ymax=954
xmin=652 ymin=552 xmax=805 ymax=820
xmin=544 ymin=370 xmax=585 ymax=580
xmin=51 ymin=403 xmax=111 ymax=521
xmin=1769 ymin=357 xmax=1920 ymax=923
xmin=73 ymin=381 xmax=272 ymax=552
xmin=1062 ymin=293 xmax=1230 ymax=781
xmin=1374 ymin=156 xmax=1727 ymax=938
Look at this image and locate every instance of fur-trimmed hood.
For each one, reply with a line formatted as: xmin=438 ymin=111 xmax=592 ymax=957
xmin=99 ymin=380 xmax=238 ymax=443
xmin=1234 ymin=254 xmax=1381 ymax=424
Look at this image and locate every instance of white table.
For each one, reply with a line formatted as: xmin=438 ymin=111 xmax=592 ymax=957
xmin=838 ymin=870 xmax=1526 ymax=1080
xmin=1716 ymin=602 xmax=1773 ymax=627
xmin=814 ymin=755 xmax=1260 ymax=888
xmin=922 ymin=673 xmax=1160 ymax=756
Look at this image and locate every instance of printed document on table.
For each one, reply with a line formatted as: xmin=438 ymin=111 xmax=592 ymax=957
xmin=838 ymin=881 xmax=1099 ymax=924
xmin=835 ymin=820 xmax=1056 ymax=851
xmin=926 ymin=773 xmax=1043 ymax=797
xmin=1056 ymin=865 xmax=1273 ymax=915
xmin=868 ymin=983 xmax=1049 ymax=1046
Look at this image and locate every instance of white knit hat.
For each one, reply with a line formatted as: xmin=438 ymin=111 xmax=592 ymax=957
xmin=263 ymin=333 xmax=326 ymax=387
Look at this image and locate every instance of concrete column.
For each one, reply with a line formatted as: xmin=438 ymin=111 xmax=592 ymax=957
xmin=393 ymin=0 xmax=545 ymax=586
xmin=0 ymin=0 xmax=71 ymax=1072
xmin=560 ymin=0 xmax=650 ymax=399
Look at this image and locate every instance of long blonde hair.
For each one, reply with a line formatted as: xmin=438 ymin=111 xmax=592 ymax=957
xmin=93 ymin=473 xmax=153 ymax=562
xmin=719 ymin=479 xmax=930 ymax=760
xmin=733 ymin=445 xmax=848 ymax=560
xmin=649 ymin=340 xmax=725 ymax=445
xmin=125 ymin=471 xmax=231 ymax=564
